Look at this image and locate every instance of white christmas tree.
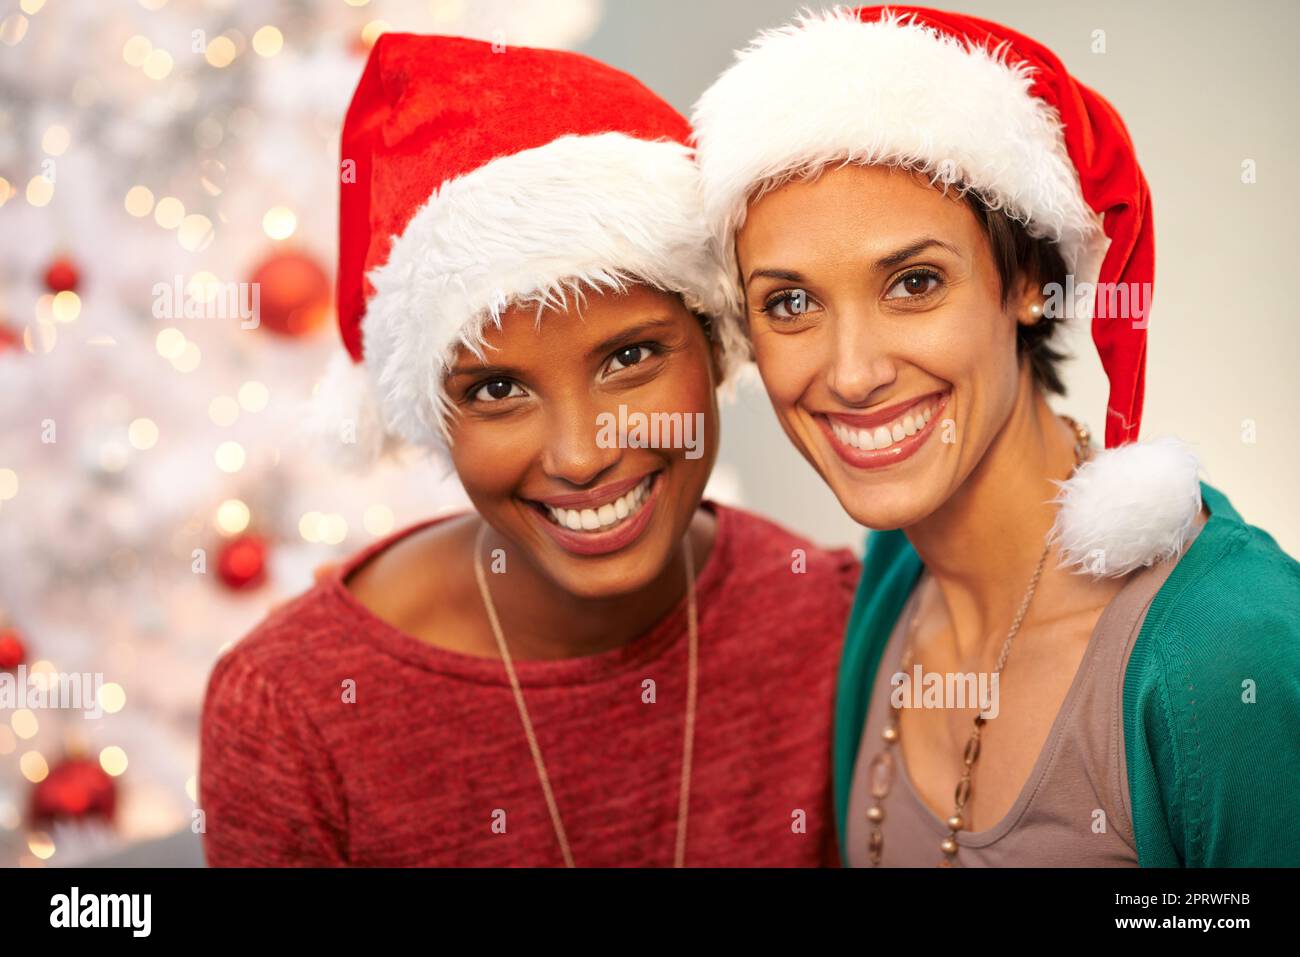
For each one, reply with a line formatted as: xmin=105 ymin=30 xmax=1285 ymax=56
xmin=0 ymin=0 xmax=601 ymax=868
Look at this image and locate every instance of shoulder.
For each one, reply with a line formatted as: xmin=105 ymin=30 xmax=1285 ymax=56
xmin=203 ymin=516 xmax=476 ymax=715
xmin=202 ymin=584 xmax=345 ymax=720
xmin=710 ymin=502 xmax=861 ymax=595
xmin=1137 ymin=485 xmax=1300 ymax=671
xmin=1125 ymin=483 xmax=1300 ymax=865
xmin=704 ymin=503 xmax=860 ymax=648
xmin=342 ymin=512 xmax=478 ymax=637
xmin=199 ymin=591 xmax=353 ymax=865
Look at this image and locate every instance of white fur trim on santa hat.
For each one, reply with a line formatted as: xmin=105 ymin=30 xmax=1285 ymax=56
xmin=1049 ymin=436 xmax=1203 ymax=578
xmin=691 ymin=7 xmax=1108 ymax=317
xmin=342 ymin=131 xmax=743 ymax=464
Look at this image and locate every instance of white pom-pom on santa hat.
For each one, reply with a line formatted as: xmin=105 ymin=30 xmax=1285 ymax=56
xmin=1050 ymin=436 xmax=1203 ymax=577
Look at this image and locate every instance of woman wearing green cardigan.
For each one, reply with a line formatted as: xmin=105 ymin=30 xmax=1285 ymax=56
xmin=691 ymin=6 xmax=1300 ymax=866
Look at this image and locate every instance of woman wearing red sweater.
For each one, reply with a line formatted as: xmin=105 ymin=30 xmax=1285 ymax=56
xmin=198 ymin=34 xmax=857 ymax=867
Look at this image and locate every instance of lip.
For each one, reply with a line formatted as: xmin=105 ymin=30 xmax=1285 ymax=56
xmin=817 ymin=391 xmax=949 ymax=471
xmin=529 ymin=472 xmax=653 ymax=510
xmin=524 ymin=471 xmax=663 ymax=557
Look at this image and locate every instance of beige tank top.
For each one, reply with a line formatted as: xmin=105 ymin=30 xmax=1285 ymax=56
xmin=844 ymin=527 xmax=1201 ymax=867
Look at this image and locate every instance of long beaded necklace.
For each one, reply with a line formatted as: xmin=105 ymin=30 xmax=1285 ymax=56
xmin=865 ymin=417 xmax=1090 ymax=867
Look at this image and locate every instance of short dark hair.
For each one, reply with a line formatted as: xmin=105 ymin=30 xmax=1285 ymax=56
xmin=964 ymin=192 xmax=1071 ymax=397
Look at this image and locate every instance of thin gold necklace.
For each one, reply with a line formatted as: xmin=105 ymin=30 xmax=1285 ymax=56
xmin=865 ymin=417 xmax=1090 ymax=867
xmin=472 ymin=521 xmax=699 ymax=867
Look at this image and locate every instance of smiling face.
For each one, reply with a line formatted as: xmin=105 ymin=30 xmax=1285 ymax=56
xmin=443 ymin=284 xmax=720 ymax=599
xmin=735 ymin=163 xmax=1043 ymax=531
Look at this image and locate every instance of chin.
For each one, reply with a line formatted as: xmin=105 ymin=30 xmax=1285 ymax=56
xmin=833 ymin=481 xmax=928 ymax=531
xmin=550 ymin=549 xmax=667 ymax=600
xmin=810 ymin=443 xmax=952 ymax=532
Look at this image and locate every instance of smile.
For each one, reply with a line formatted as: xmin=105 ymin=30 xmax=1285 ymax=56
xmin=818 ymin=391 xmax=949 ymax=470
xmin=523 ymin=471 xmax=663 ymax=557
xmin=541 ymin=473 xmax=655 ymax=532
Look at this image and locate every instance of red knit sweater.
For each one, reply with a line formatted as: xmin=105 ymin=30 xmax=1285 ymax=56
xmin=199 ymin=503 xmax=859 ymax=867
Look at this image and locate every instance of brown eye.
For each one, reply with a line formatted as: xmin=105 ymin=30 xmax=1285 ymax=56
xmin=610 ymin=345 xmax=648 ymax=370
xmin=472 ymin=378 xmax=525 ymax=402
xmin=885 ymin=269 xmax=942 ymax=300
xmin=606 ymin=343 xmax=657 ymax=375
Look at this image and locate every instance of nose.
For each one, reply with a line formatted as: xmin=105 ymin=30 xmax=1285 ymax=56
xmin=825 ymin=307 xmax=897 ymax=407
xmin=539 ymin=391 xmax=621 ymax=487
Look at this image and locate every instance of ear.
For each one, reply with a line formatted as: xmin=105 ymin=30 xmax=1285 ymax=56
xmin=1011 ymin=269 xmax=1046 ymax=328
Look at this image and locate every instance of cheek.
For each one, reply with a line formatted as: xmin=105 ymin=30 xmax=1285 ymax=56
xmin=928 ymin=307 xmax=1021 ymax=465
xmin=671 ymin=353 xmax=715 ymax=407
xmin=964 ymin=306 xmax=1021 ymax=397
xmin=636 ymin=351 xmax=715 ymax=415
xmin=448 ymin=419 xmax=532 ymax=501
xmin=924 ymin=294 xmax=1016 ymax=386
xmin=639 ymin=356 xmax=722 ymax=464
xmin=750 ymin=329 xmax=817 ymax=409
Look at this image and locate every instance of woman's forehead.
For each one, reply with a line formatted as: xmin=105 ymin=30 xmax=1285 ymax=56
xmin=738 ymin=165 xmax=978 ymax=269
xmin=449 ymin=284 xmax=691 ymax=372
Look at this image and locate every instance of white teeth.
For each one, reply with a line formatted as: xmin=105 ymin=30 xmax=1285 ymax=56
xmin=545 ymin=475 xmax=654 ymax=533
xmin=830 ymin=401 xmax=940 ymax=452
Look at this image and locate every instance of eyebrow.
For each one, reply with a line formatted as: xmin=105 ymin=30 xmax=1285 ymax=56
xmin=445 ymin=359 xmax=522 ymax=380
xmin=745 ymin=237 xmax=961 ymax=285
xmin=589 ymin=317 xmax=679 ymax=357
xmin=876 ymin=237 xmax=961 ymax=269
xmin=444 ymin=317 xmax=680 ymax=380
xmin=747 ymin=267 xmax=806 ymax=284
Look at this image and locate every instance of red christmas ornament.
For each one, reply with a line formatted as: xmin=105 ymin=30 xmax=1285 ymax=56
xmin=0 ymin=627 xmax=25 ymax=669
xmin=30 ymin=757 xmax=117 ymax=825
xmin=0 ymin=321 xmax=19 ymax=353
xmin=217 ymin=534 xmax=268 ymax=591
xmin=247 ymin=250 xmax=331 ymax=338
xmin=43 ymin=255 xmax=81 ymax=294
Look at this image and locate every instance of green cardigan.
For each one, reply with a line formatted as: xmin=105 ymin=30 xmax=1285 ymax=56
xmin=833 ymin=482 xmax=1300 ymax=866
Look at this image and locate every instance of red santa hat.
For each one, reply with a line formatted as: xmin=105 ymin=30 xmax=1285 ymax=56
xmin=315 ymin=33 xmax=742 ymax=467
xmin=691 ymin=5 xmax=1201 ymax=577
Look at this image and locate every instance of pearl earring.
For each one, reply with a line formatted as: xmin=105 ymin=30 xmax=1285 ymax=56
xmin=1029 ymin=302 xmax=1043 ymax=319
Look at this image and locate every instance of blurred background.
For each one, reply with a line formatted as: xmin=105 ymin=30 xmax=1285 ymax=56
xmin=0 ymin=0 xmax=1295 ymax=867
